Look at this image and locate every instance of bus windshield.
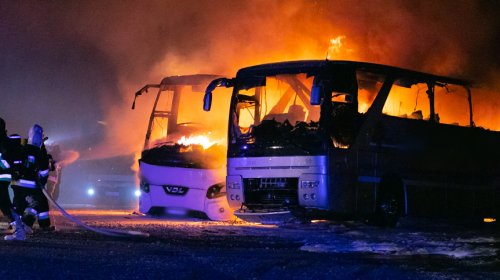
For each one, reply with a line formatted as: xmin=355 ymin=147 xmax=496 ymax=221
xmin=229 ymin=73 xmax=325 ymax=157
xmin=149 ymin=85 xmax=231 ymax=149
xmin=234 ymin=74 xmax=319 ymax=130
xmin=228 ymin=70 xmax=386 ymax=156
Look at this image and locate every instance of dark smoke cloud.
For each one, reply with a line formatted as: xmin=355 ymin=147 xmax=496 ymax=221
xmin=1 ymin=0 xmax=499 ymax=155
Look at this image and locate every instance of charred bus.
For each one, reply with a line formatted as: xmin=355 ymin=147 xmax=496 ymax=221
xmin=133 ymin=75 xmax=233 ymax=220
xmin=203 ymin=60 xmax=500 ymax=226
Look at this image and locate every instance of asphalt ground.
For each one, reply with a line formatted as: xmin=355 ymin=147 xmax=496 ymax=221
xmin=0 ymin=209 xmax=498 ymax=280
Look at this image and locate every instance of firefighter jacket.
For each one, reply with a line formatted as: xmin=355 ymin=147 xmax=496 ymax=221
xmin=14 ymin=143 xmax=49 ymax=189
xmin=0 ymin=135 xmax=12 ymax=183
xmin=7 ymin=135 xmax=24 ymax=182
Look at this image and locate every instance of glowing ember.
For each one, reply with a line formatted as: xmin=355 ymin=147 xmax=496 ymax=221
xmin=177 ymin=135 xmax=220 ymax=149
xmin=327 ymin=35 xmax=353 ymax=59
xmin=311 ymin=220 xmax=329 ymax=223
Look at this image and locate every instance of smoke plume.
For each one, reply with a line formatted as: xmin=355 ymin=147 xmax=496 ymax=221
xmin=1 ymin=0 xmax=499 ymax=160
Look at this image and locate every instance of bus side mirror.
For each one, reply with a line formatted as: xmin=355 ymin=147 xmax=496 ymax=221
xmin=203 ymin=92 xmax=212 ymax=111
xmin=204 ymin=77 xmax=234 ymax=111
xmin=310 ymin=85 xmax=322 ymax=105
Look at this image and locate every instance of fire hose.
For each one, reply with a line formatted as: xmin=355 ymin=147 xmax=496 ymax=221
xmin=41 ymin=186 xmax=150 ymax=238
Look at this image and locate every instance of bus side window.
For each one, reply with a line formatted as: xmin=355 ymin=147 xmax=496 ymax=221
xmin=434 ymin=85 xmax=470 ymax=126
xmin=356 ymin=70 xmax=384 ymax=113
xmin=382 ymin=82 xmax=430 ymax=120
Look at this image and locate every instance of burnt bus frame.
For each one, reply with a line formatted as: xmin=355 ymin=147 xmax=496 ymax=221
xmin=211 ymin=60 xmax=500 ymax=221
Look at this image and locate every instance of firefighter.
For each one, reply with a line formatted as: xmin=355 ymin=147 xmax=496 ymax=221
xmin=36 ymin=141 xmax=55 ymax=231
xmin=0 ymin=118 xmax=15 ymax=226
xmin=45 ymin=146 xmax=62 ymax=201
xmin=5 ymin=133 xmax=34 ymax=240
xmin=5 ymin=124 xmax=51 ymax=240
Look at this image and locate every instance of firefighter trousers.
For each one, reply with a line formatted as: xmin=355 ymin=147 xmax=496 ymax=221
xmin=0 ymin=181 xmax=14 ymax=222
xmin=11 ymin=185 xmax=51 ymax=228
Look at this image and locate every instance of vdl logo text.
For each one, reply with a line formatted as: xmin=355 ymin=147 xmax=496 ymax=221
xmin=163 ymin=185 xmax=188 ymax=195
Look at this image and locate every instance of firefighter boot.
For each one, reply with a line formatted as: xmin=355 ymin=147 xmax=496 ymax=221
xmin=8 ymin=221 xmax=33 ymax=235
xmin=38 ymin=212 xmax=55 ymax=232
xmin=23 ymin=207 xmax=37 ymax=229
xmin=4 ymin=214 xmax=27 ymax=241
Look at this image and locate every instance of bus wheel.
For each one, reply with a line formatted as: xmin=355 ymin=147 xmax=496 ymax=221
xmin=375 ymin=175 xmax=404 ymax=227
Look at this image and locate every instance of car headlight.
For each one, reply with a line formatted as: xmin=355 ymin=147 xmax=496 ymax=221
xmin=87 ymin=188 xmax=95 ymax=196
xmin=134 ymin=190 xmax=141 ymax=197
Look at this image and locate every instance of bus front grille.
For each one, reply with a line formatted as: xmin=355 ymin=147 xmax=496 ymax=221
xmin=243 ymin=178 xmax=299 ymax=209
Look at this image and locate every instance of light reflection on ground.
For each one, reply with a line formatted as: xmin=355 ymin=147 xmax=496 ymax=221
xmin=46 ymin=209 xmax=499 ymax=260
xmin=51 ymin=208 xmax=277 ymax=229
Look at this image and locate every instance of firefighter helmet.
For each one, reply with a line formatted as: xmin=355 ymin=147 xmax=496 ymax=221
xmin=28 ymin=124 xmax=43 ymax=147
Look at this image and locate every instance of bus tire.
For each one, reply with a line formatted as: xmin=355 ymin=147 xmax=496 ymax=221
xmin=375 ymin=174 xmax=404 ymax=227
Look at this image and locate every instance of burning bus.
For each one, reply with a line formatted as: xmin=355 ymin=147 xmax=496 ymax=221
xmin=133 ymin=74 xmax=233 ymax=220
xmin=203 ymin=60 xmax=500 ymax=226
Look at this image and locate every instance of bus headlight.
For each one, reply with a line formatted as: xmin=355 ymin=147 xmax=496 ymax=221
xmin=206 ymin=183 xmax=225 ymax=199
xmin=87 ymin=188 xmax=95 ymax=196
xmin=134 ymin=190 xmax=141 ymax=197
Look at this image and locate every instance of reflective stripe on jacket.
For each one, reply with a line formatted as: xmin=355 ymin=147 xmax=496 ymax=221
xmin=11 ymin=179 xmax=37 ymax=189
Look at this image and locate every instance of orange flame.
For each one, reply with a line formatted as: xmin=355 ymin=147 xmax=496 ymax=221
xmin=327 ymin=35 xmax=354 ymax=60
xmin=177 ymin=134 xmax=221 ymax=149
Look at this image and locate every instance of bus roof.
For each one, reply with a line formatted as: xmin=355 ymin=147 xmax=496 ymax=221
xmin=236 ymin=60 xmax=471 ymax=87
xmin=159 ymin=74 xmax=221 ymax=88
xmin=133 ymin=74 xmax=221 ymax=110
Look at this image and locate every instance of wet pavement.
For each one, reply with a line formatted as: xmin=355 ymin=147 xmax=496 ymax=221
xmin=0 ymin=209 xmax=498 ymax=279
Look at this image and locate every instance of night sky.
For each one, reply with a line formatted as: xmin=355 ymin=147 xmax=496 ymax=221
xmin=1 ymin=0 xmax=499 ymax=160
